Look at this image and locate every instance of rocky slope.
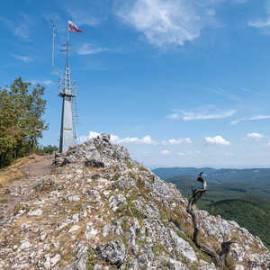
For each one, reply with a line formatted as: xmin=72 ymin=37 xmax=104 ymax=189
xmin=0 ymin=134 xmax=269 ymax=270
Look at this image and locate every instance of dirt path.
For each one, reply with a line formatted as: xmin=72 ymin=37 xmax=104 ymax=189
xmin=0 ymin=154 xmax=54 ymax=223
xmin=21 ymin=154 xmax=53 ymax=178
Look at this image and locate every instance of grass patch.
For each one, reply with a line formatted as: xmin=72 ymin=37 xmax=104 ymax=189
xmin=126 ymin=160 xmax=134 ymax=169
xmin=138 ymin=164 xmax=148 ymax=172
xmin=152 ymin=241 xmax=166 ymax=256
xmin=0 ymin=168 xmax=25 ymax=186
xmin=87 ymin=248 xmax=98 ymax=270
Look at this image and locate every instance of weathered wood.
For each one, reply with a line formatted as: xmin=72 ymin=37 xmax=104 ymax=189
xmin=187 ymin=173 xmax=234 ymax=269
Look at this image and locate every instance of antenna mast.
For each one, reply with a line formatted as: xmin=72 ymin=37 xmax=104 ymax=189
xmin=59 ymin=33 xmax=76 ymax=153
xmin=51 ymin=21 xmax=56 ymax=67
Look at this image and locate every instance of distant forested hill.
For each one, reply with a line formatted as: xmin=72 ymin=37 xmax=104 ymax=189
xmin=153 ymin=167 xmax=270 ymax=248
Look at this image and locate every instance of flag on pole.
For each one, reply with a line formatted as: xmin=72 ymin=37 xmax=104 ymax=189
xmin=68 ymin=20 xmax=82 ymax=32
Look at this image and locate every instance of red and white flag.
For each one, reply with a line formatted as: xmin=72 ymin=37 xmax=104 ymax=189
xmin=68 ymin=20 xmax=82 ymax=32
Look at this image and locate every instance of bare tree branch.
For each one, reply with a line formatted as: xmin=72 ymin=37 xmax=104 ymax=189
xmin=187 ymin=172 xmax=235 ymax=269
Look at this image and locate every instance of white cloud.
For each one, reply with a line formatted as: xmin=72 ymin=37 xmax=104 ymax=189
xmin=231 ymin=120 xmax=239 ymax=125
xmin=205 ymin=135 xmax=231 ymax=146
xmin=78 ymin=131 xmax=99 ymax=143
xmin=117 ymin=0 xmax=218 ymax=47
xmin=231 ymin=115 xmax=270 ymax=125
xmin=109 ymin=134 xmax=121 ymax=143
xmin=0 ymin=13 xmax=32 ymax=39
xmin=79 ymin=131 xmax=156 ymax=145
xmin=87 ymin=131 xmax=101 ymax=139
xmin=177 ymin=150 xmax=201 ymax=156
xmin=161 ymin=149 xmax=171 ymax=155
xmin=167 ymin=113 xmax=180 ymax=120
xmin=162 ymin=137 xmax=192 ymax=145
xmin=14 ymin=24 xmax=30 ymax=39
xmin=84 ymin=131 xmax=103 ymax=142
xmin=167 ymin=107 xmax=236 ymax=121
xmin=77 ymin=43 xmax=108 ymax=55
xmin=12 ymin=54 xmax=33 ymax=63
xmin=79 ymin=131 xmax=118 ymax=143
xmin=15 ymin=13 xmax=32 ymax=39
xmin=42 ymin=80 xmax=54 ymax=86
xmin=30 ymin=80 xmax=54 ymax=86
xmin=249 ymin=19 xmax=270 ymax=29
xmin=246 ymin=132 xmax=264 ymax=141
xmin=248 ymin=1 xmax=270 ymax=30
xmin=118 ymin=135 xmax=156 ymax=144
xmin=250 ymin=115 xmax=270 ymax=121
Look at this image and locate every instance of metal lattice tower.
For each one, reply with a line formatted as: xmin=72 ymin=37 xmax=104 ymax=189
xmin=59 ymin=41 xmax=76 ymax=153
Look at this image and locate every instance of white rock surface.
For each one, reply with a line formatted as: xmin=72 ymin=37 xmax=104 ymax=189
xmin=0 ymin=134 xmax=269 ymax=270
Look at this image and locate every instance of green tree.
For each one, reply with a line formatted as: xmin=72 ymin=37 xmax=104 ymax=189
xmin=37 ymin=145 xmax=58 ymax=154
xmin=0 ymin=77 xmax=47 ymax=167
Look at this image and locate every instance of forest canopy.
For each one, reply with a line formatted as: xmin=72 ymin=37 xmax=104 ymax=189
xmin=0 ymin=78 xmax=47 ymax=167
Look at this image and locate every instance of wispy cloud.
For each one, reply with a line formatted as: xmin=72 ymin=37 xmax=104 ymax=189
xmin=248 ymin=115 xmax=270 ymax=121
xmin=65 ymin=0 xmax=110 ymax=27
xmin=117 ymin=135 xmax=156 ymax=145
xmin=80 ymin=131 xmax=100 ymax=142
xmin=177 ymin=150 xmax=201 ymax=157
xmin=116 ymin=0 xmax=219 ymax=47
xmin=81 ymin=131 xmax=194 ymax=146
xmin=246 ymin=132 xmax=264 ymax=141
xmin=231 ymin=115 xmax=270 ymax=125
xmin=205 ymin=135 xmax=231 ymax=146
xmin=167 ymin=107 xmax=236 ymax=121
xmin=30 ymin=80 xmax=54 ymax=86
xmin=206 ymin=86 xmax=245 ymax=102
xmin=12 ymin=54 xmax=33 ymax=63
xmin=0 ymin=13 xmax=32 ymax=40
xmin=249 ymin=19 xmax=270 ymax=29
xmin=14 ymin=22 xmax=31 ymax=39
xmin=162 ymin=138 xmax=192 ymax=145
xmin=248 ymin=1 xmax=270 ymax=30
xmin=77 ymin=43 xmax=109 ymax=55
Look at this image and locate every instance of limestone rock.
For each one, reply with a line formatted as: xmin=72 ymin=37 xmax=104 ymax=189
xmin=170 ymin=229 xmax=197 ymax=262
xmin=85 ymin=224 xmax=98 ymax=240
xmin=28 ymin=208 xmax=43 ymax=217
xmin=0 ymin=134 xmax=269 ymax=270
xmin=96 ymin=240 xmax=126 ymax=266
xmin=84 ymin=159 xmax=105 ymax=168
xmin=109 ymin=194 xmax=126 ymax=212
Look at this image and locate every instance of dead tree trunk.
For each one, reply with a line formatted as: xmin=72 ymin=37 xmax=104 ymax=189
xmin=186 ymin=173 xmax=234 ymax=269
xmin=219 ymin=241 xmax=235 ymax=269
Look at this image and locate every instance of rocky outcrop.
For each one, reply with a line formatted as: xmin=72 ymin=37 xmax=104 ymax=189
xmin=0 ymin=134 xmax=269 ymax=269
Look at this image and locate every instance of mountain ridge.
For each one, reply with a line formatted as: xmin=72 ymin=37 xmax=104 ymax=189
xmin=0 ymin=134 xmax=269 ymax=269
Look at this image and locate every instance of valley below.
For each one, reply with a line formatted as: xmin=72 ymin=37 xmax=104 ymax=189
xmin=153 ymin=167 xmax=270 ymax=248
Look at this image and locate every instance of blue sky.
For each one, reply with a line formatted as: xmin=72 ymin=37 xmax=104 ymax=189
xmin=1 ymin=0 xmax=270 ymax=168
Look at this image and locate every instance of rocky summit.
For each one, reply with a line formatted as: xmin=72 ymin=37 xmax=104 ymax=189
xmin=0 ymin=134 xmax=270 ymax=270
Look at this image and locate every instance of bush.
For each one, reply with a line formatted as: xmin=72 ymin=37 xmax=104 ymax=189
xmin=36 ymin=145 xmax=58 ymax=154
